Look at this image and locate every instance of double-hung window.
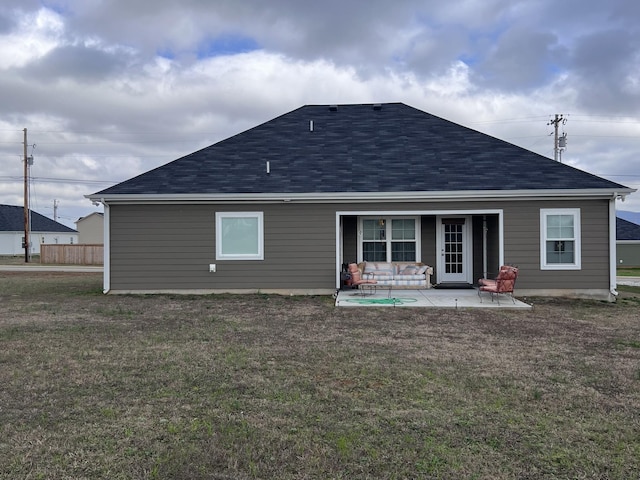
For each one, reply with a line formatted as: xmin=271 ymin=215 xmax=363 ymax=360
xmin=361 ymin=217 xmax=419 ymax=262
xmin=216 ymin=212 xmax=264 ymax=260
xmin=540 ymin=209 xmax=581 ymax=270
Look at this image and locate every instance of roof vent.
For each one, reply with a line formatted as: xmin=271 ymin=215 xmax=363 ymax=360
xmin=373 ymin=104 xmax=382 ymax=111
xmin=329 ymin=105 xmax=338 ymax=112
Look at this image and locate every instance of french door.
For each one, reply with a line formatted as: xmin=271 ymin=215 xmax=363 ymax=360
xmin=437 ymin=216 xmax=472 ymax=283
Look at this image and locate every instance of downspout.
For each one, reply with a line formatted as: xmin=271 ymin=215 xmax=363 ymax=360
xmin=335 ymin=214 xmax=342 ymax=291
xmin=609 ymin=194 xmax=618 ymax=299
xmin=102 ymin=200 xmax=111 ymax=294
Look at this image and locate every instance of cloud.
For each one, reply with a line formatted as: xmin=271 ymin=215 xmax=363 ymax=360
xmin=0 ymin=12 xmax=15 ymax=34
xmin=474 ymin=26 xmax=567 ymax=90
xmin=0 ymin=7 xmax=64 ymax=69
xmin=21 ymin=43 xmax=133 ymax=82
xmin=0 ymin=0 xmax=639 ymax=227
xmin=568 ymin=29 xmax=640 ymax=114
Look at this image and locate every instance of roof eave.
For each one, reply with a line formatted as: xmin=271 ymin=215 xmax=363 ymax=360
xmin=87 ymin=187 xmax=636 ymax=204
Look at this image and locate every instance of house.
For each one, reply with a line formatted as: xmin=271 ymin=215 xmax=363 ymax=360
xmin=0 ymin=204 xmax=78 ymax=256
xmin=617 ymin=217 xmax=640 ymax=267
xmin=76 ymin=212 xmax=104 ymax=244
xmin=88 ymin=103 xmax=635 ymax=300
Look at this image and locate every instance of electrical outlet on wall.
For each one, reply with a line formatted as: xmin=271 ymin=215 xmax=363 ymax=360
xmin=209 ymin=264 xmax=216 ymax=272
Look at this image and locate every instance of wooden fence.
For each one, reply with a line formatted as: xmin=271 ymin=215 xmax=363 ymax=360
xmin=40 ymin=244 xmax=104 ymax=265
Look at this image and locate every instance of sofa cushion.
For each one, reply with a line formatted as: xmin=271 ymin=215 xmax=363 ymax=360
xmin=370 ymin=274 xmax=395 ymax=281
xmin=399 ymin=265 xmax=420 ymax=275
xmin=393 ymin=274 xmax=426 ymax=281
xmin=375 ymin=278 xmax=426 ymax=287
xmin=363 ymin=262 xmax=395 ymax=276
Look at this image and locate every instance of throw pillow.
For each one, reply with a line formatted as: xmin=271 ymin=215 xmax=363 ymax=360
xmin=401 ymin=265 xmax=420 ymax=275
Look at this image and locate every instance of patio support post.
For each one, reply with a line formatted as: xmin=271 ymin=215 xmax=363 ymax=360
xmin=482 ymin=215 xmax=488 ymax=279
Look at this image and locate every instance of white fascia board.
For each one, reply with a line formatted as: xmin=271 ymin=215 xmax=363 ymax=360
xmin=86 ymin=187 xmax=636 ymax=204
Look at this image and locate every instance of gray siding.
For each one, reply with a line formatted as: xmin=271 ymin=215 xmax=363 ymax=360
xmin=617 ymin=243 xmax=640 ymax=267
xmin=342 ymin=216 xmax=358 ymax=264
xmin=109 ymin=204 xmax=336 ymax=291
xmin=501 ymin=199 xmax=611 ymax=289
xmin=108 ymin=198 xmax=613 ymax=292
xmin=420 ymin=216 xmax=437 ymax=272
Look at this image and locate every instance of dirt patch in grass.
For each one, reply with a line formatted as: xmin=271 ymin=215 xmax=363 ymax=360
xmin=1 ymin=272 xmax=639 ymax=479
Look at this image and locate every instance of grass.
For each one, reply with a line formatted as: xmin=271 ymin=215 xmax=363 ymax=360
xmin=617 ymin=267 xmax=640 ymax=276
xmin=0 ymin=254 xmax=41 ymax=263
xmin=1 ymin=272 xmax=640 ymax=479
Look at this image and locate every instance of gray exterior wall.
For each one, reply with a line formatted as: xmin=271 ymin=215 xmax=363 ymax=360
xmin=503 ymin=199 xmax=611 ymax=291
xmin=342 ymin=216 xmax=358 ymax=265
xmin=420 ymin=216 xmax=437 ymax=274
xmin=617 ymin=243 xmax=640 ymax=267
xmin=108 ymin=198 xmax=612 ymax=295
xmin=109 ymin=203 xmax=336 ymax=292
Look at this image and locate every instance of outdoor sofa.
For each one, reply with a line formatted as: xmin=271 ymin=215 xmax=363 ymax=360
xmin=351 ymin=261 xmax=433 ymax=289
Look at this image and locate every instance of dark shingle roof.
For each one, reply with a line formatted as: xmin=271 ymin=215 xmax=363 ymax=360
xmin=94 ymin=103 xmax=630 ymax=196
xmin=617 ymin=217 xmax=640 ymax=240
xmin=0 ymin=205 xmax=77 ymax=233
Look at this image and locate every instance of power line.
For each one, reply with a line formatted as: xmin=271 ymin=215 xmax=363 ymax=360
xmin=0 ymin=175 xmax=119 ymax=185
xmin=32 ymin=176 xmax=118 ymax=185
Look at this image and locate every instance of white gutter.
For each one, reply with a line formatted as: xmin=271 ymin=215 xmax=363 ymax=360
xmin=609 ymin=194 xmax=619 ymax=298
xmin=102 ymin=200 xmax=110 ymax=293
xmin=86 ymin=187 xmax=636 ymax=204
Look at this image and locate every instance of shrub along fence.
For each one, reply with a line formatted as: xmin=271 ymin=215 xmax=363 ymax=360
xmin=40 ymin=244 xmax=104 ymax=265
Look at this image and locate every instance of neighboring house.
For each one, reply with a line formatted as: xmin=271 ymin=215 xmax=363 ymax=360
xmin=88 ymin=103 xmax=635 ymax=300
xmin=0 ymin=204 xmax=78 ymax=256
xmin=617 ymin=210 xmax=640 ymax=225
xmin=76 ymin=212 xmax=104 ymax=244
xmin=617 ymin=217 xmax=640 ymax=267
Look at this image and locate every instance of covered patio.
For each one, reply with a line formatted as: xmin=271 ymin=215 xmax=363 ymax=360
xmin=337 ymin=210 xmax=503 ymax=291
xmin=335 ymin=287 xmax=531 ymax=308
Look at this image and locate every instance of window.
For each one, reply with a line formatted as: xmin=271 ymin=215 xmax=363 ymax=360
xmin=361 ymin=217 xmax=419 ymax=262
xmin=391 ymin=218 xmax=416 ymax=261
xmin=540 ymin=209 xmax=581 ymax=270
xmin=216 ymin=212 xmax=264 ymax=260
xmin=362 ymin=219 xmax=387 ymax=261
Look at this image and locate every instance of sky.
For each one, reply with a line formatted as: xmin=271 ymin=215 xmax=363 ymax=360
xmin=1 ymin=0 xmax=639 ymax=228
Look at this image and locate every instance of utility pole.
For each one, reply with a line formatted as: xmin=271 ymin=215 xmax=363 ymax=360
xmin=53 ymin=199 xmax=59 ymax=222
xmin=23 ymin=128 xmax=29 ymax=263
xmin=547 ymin=114 xmax=567 ymax=162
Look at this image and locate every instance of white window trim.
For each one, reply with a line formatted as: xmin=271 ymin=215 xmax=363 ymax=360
xmin=540 ymin=208 xmax=581 ymax=270
xmin=357 ymin=216 xmax=421 ymax=263
xmin=215 ymin=212 xmax=264 ymax=261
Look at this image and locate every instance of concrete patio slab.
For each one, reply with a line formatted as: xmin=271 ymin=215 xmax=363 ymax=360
xmin=336 ymin=288 xmax=531 ymax=309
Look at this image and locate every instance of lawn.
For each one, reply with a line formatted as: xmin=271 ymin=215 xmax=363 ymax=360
xmin=617 ymin=267 xmax=640 ymax=276
xmin=1 ymin=272 xmax=639 ymax=479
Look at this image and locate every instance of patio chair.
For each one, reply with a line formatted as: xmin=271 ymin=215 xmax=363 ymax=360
xmin=347 ymin=263 xmax=377 ymax=296
xmin=478 ymin=266 xmax=518 ymax=304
